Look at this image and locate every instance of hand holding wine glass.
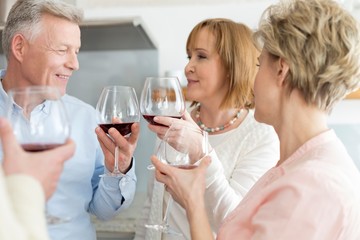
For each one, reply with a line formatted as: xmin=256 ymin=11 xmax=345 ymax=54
xmin=140 ymin=77 xmax=185 ymax=126
xmin=6 ymin=85 xmax=71 ymax=224
xmin=96 ymin=86 xmax=140 ymax=177
xmin=0 ymin=117 xmax=75 ymax=199
xmin=140 ymin=76 xmax=186 ymax=170
xmin=150 ymin=150 xmax=212 ymax=220
xmin=145 ymin=124 xmax=209 ymax=236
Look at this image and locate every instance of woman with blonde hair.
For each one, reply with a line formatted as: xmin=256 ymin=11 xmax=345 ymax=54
xmin=151 ymin=0 xmax=360 ymax=239
xmin=135 ymin=18 xmax=279 ymax=239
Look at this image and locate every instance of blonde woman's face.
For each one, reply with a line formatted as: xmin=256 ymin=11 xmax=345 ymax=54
xmin=184 ymin=28 xmax=228 ymax=105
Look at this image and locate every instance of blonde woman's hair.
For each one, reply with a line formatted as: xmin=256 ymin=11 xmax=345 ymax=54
xmin=254 ymin=0 xmax=360 ymax=112
xmin=186 ymin=18 xmax=259 ymax=109
xmin=2 ymin=0 xmax=83 ymax=60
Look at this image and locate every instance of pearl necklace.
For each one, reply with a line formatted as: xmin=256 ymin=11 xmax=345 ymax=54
xmin=195 ymin=106 xmax=243 ymax=133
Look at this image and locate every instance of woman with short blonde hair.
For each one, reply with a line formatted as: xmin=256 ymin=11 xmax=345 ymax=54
xmin=150 ymin=0 xmax=360 ymax=239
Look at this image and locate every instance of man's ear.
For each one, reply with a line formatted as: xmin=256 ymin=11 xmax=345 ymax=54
xmin=11 ymin=34 xmax=27 ymax=62
xmin=276 ymin=57 xmax=290 ymax=86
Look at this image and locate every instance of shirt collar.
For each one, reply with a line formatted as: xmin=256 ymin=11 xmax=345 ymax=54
xmin=0 ymin=70 xmax=50 ymax=115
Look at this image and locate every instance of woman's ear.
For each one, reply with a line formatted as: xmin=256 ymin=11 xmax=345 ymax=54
xmin=276 ymin=57 xmax=290 ymax=86
xmin=11 ymin=34 xmax=27 ymax=62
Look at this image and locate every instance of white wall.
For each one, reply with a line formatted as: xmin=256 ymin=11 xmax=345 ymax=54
xmin=81 ymin=1 xmax=277 ymax=76
xmin=328 ymin=100 xmax=360 ymax=170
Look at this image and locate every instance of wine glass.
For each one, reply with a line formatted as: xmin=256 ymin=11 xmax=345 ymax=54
xmin=96 ymin=85 xmax=140 ymax=177
xmin=140 ymin=76 xmax=186 ymax=170
xmin=140 ymin=76 xmax=186 ymax=126
xmin=6 ymin=85 xmax=70 ymax=225
xmin=145 ymin=123 xmax=209 ymax=236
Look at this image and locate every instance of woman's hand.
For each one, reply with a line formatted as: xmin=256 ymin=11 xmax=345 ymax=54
xmin=149 ymin=111 xmax=211 ymax=163
xmin=151 ymin=154 xmax=211 ymax=210
xmin=148 ymin=110 xmax=197 ymax=139
xmin=151 ymin=155 xmax=214 ymax=240
xmin=0 ymin=118 xmax=75 ymax=200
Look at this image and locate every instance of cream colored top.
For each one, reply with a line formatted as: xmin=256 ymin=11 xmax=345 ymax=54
xmin=0 ymin=167 xmax=48 ymax=240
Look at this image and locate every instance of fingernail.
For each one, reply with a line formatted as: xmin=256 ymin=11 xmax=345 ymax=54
xmin=109 ymin=128 xmax=116 ymax=134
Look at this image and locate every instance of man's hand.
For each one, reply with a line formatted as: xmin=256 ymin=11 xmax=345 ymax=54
xmin=96 ymin=122 xmax=140 ymax=174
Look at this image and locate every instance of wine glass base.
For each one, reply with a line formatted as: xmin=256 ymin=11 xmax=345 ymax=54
xmin=99 ymin=173 xmax=136 ymax=183
xmin=99 ymin=172 xmax=125 ymax=178
xmin=145 ymin=223 xmax=183 ymax=236
xmin=147 ymin=164 xmax=155 ymax=170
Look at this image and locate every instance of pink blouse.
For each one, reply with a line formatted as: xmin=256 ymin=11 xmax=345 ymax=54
xmin=217 ymin=130 xmax=360 ymax=240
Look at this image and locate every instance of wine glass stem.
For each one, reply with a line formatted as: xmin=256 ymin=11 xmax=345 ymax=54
xmin=113 ymin=146 xmax=121 ymax=174
xmin=163 ymin=195 xmax=173 ymax=224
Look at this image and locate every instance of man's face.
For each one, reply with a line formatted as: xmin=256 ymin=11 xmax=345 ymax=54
xmin=21 ymin=14 xmax=81 ymax=95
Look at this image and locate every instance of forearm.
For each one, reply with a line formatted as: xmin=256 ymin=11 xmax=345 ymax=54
xmin=187 ymin=201 xmax=214 ymax=240
xmin=90 ymin=161 xmax=137 ymax=219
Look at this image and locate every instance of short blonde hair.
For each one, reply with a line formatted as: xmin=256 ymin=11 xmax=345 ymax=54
xmin=254 ymin=0 xmax=360 ymax=112
xmin=2 ymin=0 xmax=83 ymax=60
xmin=186 ymin=18 xmax=259 ymax=109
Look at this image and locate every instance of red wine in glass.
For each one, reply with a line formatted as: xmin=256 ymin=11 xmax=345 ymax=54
xmin=98 ymin=122 xmax=134 ymax=136
xmin=21 ymin=143 xmax=63 ymax=152
xmin=96 ymin=86 xmax=140 ymax=178
xmin=142 ymin=115 xmax=181 ymax=126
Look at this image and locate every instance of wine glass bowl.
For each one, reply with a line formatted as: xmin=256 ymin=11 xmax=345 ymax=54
xmin=6 ymin=86 xmax=70 ymax=152
xmin=140 ymin=77 xmax=185 ymax=126
xmin=96 ymin=85 xmax=140 ymax=177
xmin=97 ymin=86 xmax=140 ymax=135
xmin=162 ymin=124 xmax=209 ymax=168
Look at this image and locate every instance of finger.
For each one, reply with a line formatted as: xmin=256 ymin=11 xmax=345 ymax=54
xmin=97 ymin=137 xmax=115 ymax=171
xmin=108 ymin=127 xmax=126 ymax=147
xmin=163 ymin=125 xmax=181 ymax=142
xmin=153 ymin=116 xmax=175 ymax=127
xmin=151 ymin=155 xmax=170 ymax=184
xmin=97 ymin=135 xmax=114 ymax=158
xmin=127 ymin=122 xmax=140 ymax=145
xmin=182 ymin=110 xmax=191 ymax=121
xmin=112 ymin=117 xmax=122 ymax=123
xmin=95 ymin=126 xmax=115 ymax=148
xmin=148 ymin=124 xmax=168 ymax=139
xmin=197 ymin=156 xmax=212 ymax=172
xmin=180 ymin=110 xmax=198 ymax=126
xmin=151 ymin=155 xmax=168 ymax=173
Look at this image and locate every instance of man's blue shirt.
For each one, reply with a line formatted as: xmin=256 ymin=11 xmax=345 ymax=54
xmin=0 ymin=70 xmax=137 ymax=240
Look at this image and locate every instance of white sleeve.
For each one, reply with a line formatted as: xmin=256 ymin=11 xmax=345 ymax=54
xmin=0 ymin=170 xmax=48 ymax=240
